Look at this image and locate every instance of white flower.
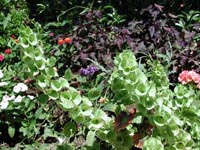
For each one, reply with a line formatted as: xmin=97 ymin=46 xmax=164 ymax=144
xmin=2 ymin=95 xmax=15 ymax=101
xmin=0 ymin=70 xmax=4 ymax=79
xmin=27 ymin=95 xmax=34 ymax=100
xmin=18 ymin=83 xmax=28 ymax=92
xmin=0 ymin=100 xmax=9 ymax=109
xmin=13 ymin=85 xmax=21 ymax=93
xmin=14 ymin=95 xmax=24 ymax=103
xmin=0 ymin=95 xmax=15 ymax=109
xmin=13 ymin=83 xmax=28 ymax=93
xmin=0 ymin=82 xmax=8 ymax=87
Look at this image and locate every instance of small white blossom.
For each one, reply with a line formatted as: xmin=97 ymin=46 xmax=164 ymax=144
xmin=2 ymin=95 xmax=15 ymax=101
xmin=0 ymin=100 xmax=9 ymax=109
xmin=18 ymin=83 xmax=28 ymax=92
xmin=14 ymin=95 xmax=24 ymax=103
xmin=13 ymin=85 xmax=21 ymax=93
xmin=0 ymin=94 xmax=14 ymax=109
xmin=13 ymin=83 xmax=28 ymax=93
xmin=0 ymin=70 xmax=3 ymax=79
xmin=27 ymin=95 xmax=34 ymax=100
xmin=0 ymin=82 xmax=8 ymax=87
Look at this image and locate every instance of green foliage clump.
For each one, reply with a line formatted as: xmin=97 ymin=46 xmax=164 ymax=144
xmin=110 ymin=50 xmax=200 ymax=149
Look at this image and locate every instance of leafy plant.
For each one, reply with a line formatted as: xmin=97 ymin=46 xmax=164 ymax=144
xmin=176 ymin=10 xmax=200 ymax=30
xmin=110 ymin=50 xmax=200 ymax=149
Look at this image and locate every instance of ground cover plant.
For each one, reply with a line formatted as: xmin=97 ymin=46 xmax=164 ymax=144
xmin=0 ymin=0 xmax=200 ymax=150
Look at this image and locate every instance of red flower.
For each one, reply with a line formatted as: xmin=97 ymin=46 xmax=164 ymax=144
xmin=64 ymin=37 xmax=72 ymax=44
xmin=0 ymin=54 xmax=4 ymax=61
xmin=4 ymin=49 xmax=11 ymax=55
xmin=58 ymin=39 xmax=64 ymax=45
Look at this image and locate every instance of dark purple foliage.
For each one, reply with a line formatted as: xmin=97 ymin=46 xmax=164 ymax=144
xmin=51 ymin=5 xmax=200 ymax=84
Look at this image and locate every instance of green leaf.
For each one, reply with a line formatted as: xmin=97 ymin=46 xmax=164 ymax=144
xmin=86 ymin=131 xmax=96 ymax=147
xmin=111 ymin=78 xmax=124 ymax=91
xmin=144 ymin=98 xmax=155 ymax=110
xmin=71 ymin=91 xmax=81 ymax=105
xmin=45 ymin=68 xmax=57 ymax=77
xmin=3 ymin=14 xmax=11 ymax=29
xmin=35 ymin=59 xmax=46 ymax=70
xmin=89 ymin=117 xmax=103 ymax=129
xmin=94 ymin=109 xmax=108 ymax=121
xmin=107 ymin=130 xmax=116 ymax=140
xmin=63 ymin=122 xmax=77 ymax=137
xmin=20 ymin=37 xmax=29 ymax=48
xmin=126 ymin=71 xmax=138 ymax=85
xmin=64 ymin=69 xmax=73 ymax=80
xmin=58 ymin=78 xmax=69 ymax=88
xmin=47 ymin=89 xmax=59 ymax=100
xmin=28 ymin=33 xmax=38 ymax=46
xmin=88 ymin=88 xmax=101 ymax=101
xmin=8 ymin=125 xmax=15 ymax=138
xmin=154 ymin=115 xmax=166 ymax=127
xmin=57 ymin=144 xmax=74 ymax=150
xmin=80 ymin=104 xmax=93 ymax=116
xmin=135 ymin=82 xmax=148 ymax=96
xmin=24 ymin=47 xmax=35 ymax=58
xmin=102 ymin=103 xmax=117 ymax=112
xmin=48 ymin=57 xmax=57 ymax=67
xmin=35 ymin=107 xmax=43 ymax=119
xmin=60 ymin=91 xmax=74 ymax=109
xmin=143 ymin=137 xmax=164 ymax=150
xmin=132 ymin=115 xmax=143 ymax=124
xmin=37 ymin=75 xmax=47 ymax=88
xmin=51 ymin=79 xmax=62 ymax=91
xmin=182 ymin=108 xmax=198 ymax=120
xmin=175 ymin=142 xmax=185 ymax=149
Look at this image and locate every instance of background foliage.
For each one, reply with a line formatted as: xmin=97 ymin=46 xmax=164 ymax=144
xmin=0 ymin=0 xmax=200 ymax=149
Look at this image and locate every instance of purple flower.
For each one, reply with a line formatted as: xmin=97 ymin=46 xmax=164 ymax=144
xmin=80 ymin=68 xmax=90 ymax=76
xmin=88 ymin=66 xmax=99 ymax=75
xmin=80 ymin=66 xmax=99 ymax=76
xmin=179 ymin=41 xmax=188 ymax=47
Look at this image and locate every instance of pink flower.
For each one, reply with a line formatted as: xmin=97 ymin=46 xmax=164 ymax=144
xmin=4 ymin=49 xmax=11 ymax=55
xmin=180 ymin=3 xmax=185 ymax=8
xmin=178 ymin=70 xmax=200 ymax=88
xmin=188 ymin=70 xmax=200 ymax=83
xmin=0 ymin=54 xmax=4 ymax=61
xmin=178 ymin=70 xmax=189 ymax=84
xmin=49 ymin=32 xmax=54 ymax=37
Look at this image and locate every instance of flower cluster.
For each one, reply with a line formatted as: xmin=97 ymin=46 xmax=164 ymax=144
xmin=178 ymin=70 xmax=200 ymax=88
xmin=13 ymin=83 xmax=28 ymax=93
xmin=0 ymin=94 xmax=34 ymax=110
xmin=0 ymin=79 xmax=33 ymax=109
xmin=57 ymin=37 xmax=72 ymax=45
xmin=0 ymin=95 xmax=15 ymax=109
xmin=80 ymin=66 xmax=99 ymax=76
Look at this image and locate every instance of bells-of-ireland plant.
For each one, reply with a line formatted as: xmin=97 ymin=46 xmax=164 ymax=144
xmin=18 ymin=27 xmax=132 ymax=149
xmin=110 ymin=50 xmax=200 ymax=149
